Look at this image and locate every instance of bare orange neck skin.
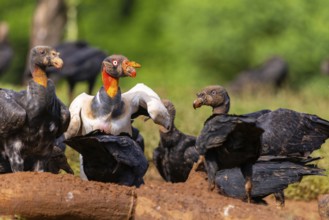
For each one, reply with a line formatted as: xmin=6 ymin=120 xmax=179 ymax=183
xmin=102 ymin=69 xmax=119 ymax=98
xmin=32 ymin=65 xmax=48 ymax=88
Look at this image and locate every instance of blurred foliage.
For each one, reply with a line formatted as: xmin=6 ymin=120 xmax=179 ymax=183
xmin=1 ymin=0 xmax=329 ymax=201
xmin=1 ymin=0 xmax=329 ymax=87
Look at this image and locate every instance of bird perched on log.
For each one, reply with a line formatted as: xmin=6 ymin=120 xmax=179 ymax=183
xmin=64 ymin=55 xmax=170 ymax=183
xmin=0 ymin=46 xmax=70 ymax=172
xmin=0 ymin=22 xmax=13 ymax=76
xmin=47 ymin=41 xmax=107 ymax=100
xmin=65 ymin=130 xmax=147 ymax=187
xmin=215 ymin=156 xmax=324 ymax=207
xmin=153 ymin=99 xmax=199 ymax=182
xmin=193 ymin=85 xmax=264 ymax=203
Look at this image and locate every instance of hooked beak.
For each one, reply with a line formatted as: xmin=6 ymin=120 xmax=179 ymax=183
xmin=123 ymin=60 xmax=141 ymax=78
xmin=193 ymin=97 xmax=204 ymax=109
xmin=51 ymin=57 xmax=64 ymax=69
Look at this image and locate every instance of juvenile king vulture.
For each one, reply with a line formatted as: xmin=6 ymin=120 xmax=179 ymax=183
xmin=64 ymin=55 xmax=170 ymax=184
xmin=215 ymin=156 xmax=324 ymax=207
xmin=193 ymin=85 xmax=264 ymax=203
xmin=153 ymin=99 xmax=199 ymax=182
xmin=0 ymin=46 xmax=70 ymax=172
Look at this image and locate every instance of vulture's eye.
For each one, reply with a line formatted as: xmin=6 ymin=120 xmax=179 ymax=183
xmin=211 ymin=90 xmax=217 ymax=95
xmin=112 ymin=60 xmax=118 ymax=66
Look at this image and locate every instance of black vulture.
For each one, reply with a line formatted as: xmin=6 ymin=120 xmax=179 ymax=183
xmin=48 ymin=41 xmax=107 ymax=100
xmin=65 ymin=130 xmax=148 ymax=187
xmin=153 ymin=99 xmax=199 ymax=183
xmin=193 ymin=85 xmax=264 ymax=202
xmin=215 ymin=156 xmax=324 ymax=207
xmin=0 ymin=46 xmax=70 ymax=172
xmin=193 ymin=84 xmax=329 ymax=203
xmin=0 ymin=22 xmax=13 ymax=76
xmin=229 ymin=56 xmax=288 ymax=94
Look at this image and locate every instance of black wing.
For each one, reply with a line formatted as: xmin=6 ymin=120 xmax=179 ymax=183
xmin=242 ymin=109 xmax=271 ymax=119
xmin=152 ymin=146 xmax=167 ymax=180
xmin=0 ymin=88 xmax=26 ymax=135
xmin=65 ymin=130 xmax=148 ymax=186
xmin=196 ymin=114 xmax=263 ymax=157
xmin=258 ymin=108 xmax=329 ymax=156
xmin=215 ymin=156 xmax=324 ymax=200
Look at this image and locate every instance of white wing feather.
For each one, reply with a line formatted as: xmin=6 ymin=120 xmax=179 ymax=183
xmin=64 ymin=93 xmax=91 ymax=139
xmin=122 ymin=83 xmax=170 ymax=129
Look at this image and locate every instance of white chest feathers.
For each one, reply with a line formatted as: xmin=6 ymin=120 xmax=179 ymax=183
xmin=81 ymin=109 xmax=132 ymax=136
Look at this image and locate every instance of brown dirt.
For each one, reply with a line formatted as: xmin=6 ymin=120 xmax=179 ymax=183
xmin=137 ymin=170 xmax=320 ymax=220
xmin=0 ymin=168 xmax=322 ymax=220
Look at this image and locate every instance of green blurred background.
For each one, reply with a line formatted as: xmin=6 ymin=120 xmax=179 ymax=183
xmin=2 ymin=0 xmax=329 ymax=88
xmin=1 ymin=0 xmax=329 ymax=200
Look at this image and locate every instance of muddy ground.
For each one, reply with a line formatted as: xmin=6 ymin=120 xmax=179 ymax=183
xmin=0 ymin=166 xmax=322 ymax=220
xmin=137 ymin=167 xmax=321 ymax=220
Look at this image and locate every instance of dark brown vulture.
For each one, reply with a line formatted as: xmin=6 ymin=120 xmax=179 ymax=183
xmin=193 ymin=85 xmax=264 ymax=203
xmin=48 ymin=41 xmax=107 ymax=100
xmin=215 ymin=156 xmax=324 ymax=207
xmin=193 ymin=85 xmax=329 ymax=203
xmin=64 ymin=55 xmax=170 ymax=185
xmin=153 ymin=99 xmax=199 ymax=183
xmin=0 ymin=46 xmax=70 ymax=172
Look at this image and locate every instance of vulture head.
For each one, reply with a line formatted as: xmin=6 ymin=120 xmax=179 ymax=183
xmin=102 ymin=55 xmax=141 ymax=78
xmin=159 ymin=99 xmax=176 ymax=133
xmin=193 ymin=85 xmax=230 ymax=114
xmin=29 ymin=46 xmax=63 ymax=72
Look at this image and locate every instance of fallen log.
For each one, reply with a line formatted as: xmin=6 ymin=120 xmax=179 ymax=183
xmin=0 ymin=169 xmax=308 ymax=219
xmin=0 ymin=172 xmax=136 ymax=220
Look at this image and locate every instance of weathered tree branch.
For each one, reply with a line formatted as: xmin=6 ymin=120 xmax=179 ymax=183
xmin=0 ymin=172 xmax=136 ymax=220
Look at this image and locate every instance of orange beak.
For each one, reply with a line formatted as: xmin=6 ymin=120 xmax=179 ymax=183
xmin=123 ymin=60 xmax=141 ymax=77
xmin=127 ymin=61 xmax=141 ymax=68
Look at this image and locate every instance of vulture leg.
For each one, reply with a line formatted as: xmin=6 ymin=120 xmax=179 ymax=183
xmin=274 ymin=191 xmax=285 ymax=208
xmin=205 ymin=151 xmax=219 ymax=191
xmin=192 ymin=155 xmax=206 ymax=172
xmin=241 ymin=163 xmax=253 ymax=203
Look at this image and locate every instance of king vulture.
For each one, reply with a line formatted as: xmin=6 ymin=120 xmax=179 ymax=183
xmin=64 ymin=55 xmax=170 ymax=185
